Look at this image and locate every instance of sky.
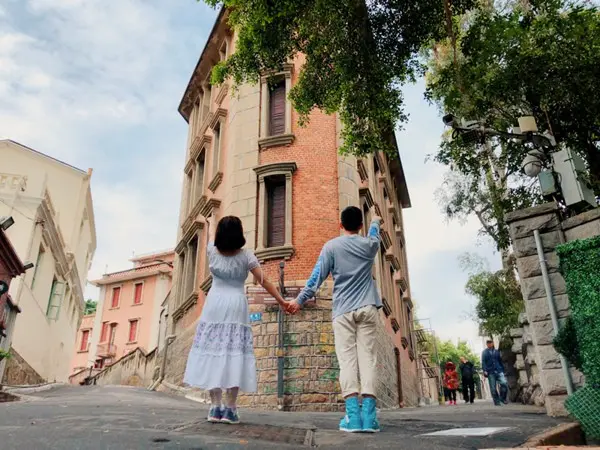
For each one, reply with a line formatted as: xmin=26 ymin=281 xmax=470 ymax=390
xmin=0 ymin=0 xmax=501 ymax=355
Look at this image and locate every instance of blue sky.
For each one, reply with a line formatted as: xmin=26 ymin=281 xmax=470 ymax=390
xmin=0 ymin=0 xmax=500 ymax=354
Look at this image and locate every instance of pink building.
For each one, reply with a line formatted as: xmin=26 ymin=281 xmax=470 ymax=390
xmin=69 ymin=250 xmax=173 ymax=381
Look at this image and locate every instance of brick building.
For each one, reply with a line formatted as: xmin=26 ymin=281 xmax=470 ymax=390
xmin=165 ymin=8 xmax=422 ymax=410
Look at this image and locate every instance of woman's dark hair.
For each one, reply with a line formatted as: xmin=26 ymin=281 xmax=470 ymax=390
xmin=214 ymin=216 xmax=246 ymax=252
xmin=341 ymin=206 xmax=363 ymax=232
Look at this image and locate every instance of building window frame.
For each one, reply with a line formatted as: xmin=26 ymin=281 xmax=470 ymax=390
xmin=110 ymin=285 xmax=122 ymax=309
xmin=259 ymin=64 xmax=295 ymax=149
xmin=128 ymin=318 xmax=140 ymax=344
xmin=31 ymin=244 xmax=44 ymax=290
xmin=132 ymin=281 xmax=144 ymax=306
xmin=79 ymin=329 xmax=90 ymax=352
xmin=253 ymin=161 xmax=297 ymax=262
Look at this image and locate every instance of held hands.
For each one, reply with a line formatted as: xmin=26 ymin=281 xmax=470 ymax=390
xmin=279 ymin=299 xmax=300 ymax=315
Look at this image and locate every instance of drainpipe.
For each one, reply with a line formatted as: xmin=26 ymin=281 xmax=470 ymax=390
xmin=533 ymin=229 xmax=574 ymax=395
xmin=277 ymin=262 xmax=286 ymax=411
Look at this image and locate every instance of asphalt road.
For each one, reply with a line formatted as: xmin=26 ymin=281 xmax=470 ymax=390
xmin=0 ymin=385 xmax=568 ymax=449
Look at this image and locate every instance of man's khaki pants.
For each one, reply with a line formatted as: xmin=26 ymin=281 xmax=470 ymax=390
xmin=333 ymin=305 xmax=379 ymax=397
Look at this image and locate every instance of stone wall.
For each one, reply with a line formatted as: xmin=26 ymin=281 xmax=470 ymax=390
xmin=2 ymin=347 xmax=44 ymax=386
xmin=506 ymin=203 xmax=594 ymax=416
xmin=91 ymin=348 xmax=158 ymax=388
xmin=162 ymin=282 xmax=400 ymax=412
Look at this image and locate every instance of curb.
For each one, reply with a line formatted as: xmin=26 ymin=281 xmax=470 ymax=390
xmin=3 ymin=382 xmax=64 ymax=396
xmin=523 ymin=422 xmax=586 ymax=447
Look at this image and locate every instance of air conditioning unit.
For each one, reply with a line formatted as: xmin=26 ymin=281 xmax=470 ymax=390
xmin=552 ymin=149 xmax=597 ymax=210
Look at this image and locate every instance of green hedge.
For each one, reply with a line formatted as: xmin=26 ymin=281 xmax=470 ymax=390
xmin=556 ymin=236 xmax=600 ymax=385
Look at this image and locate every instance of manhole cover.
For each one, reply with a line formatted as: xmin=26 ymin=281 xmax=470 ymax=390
xmin=174 ymin=422 xmax=315 ymax=446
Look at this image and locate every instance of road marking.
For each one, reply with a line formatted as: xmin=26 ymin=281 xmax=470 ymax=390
xmin=421 ymin=427 xmax=513 ymax=437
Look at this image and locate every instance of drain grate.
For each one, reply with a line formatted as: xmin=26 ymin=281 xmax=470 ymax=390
xmin=174 ymin=422 xmax=315 ymax=446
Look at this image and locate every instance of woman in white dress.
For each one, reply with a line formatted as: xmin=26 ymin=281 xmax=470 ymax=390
xmin=183 ymin=215 xmax=291 ymax=424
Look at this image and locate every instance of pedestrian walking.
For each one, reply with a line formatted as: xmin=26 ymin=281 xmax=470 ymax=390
xmin=459 ymin=356 xmax=476 ymax=404
xmin=481 ymin=339 xmax=508 ymax=406
xmin=443 ymin=361 xmax=460 ymax=405
xmin=183 ymin=215 xmax=292 ymax=424
xmin=288 ymin=206 xmax=383 ymax=433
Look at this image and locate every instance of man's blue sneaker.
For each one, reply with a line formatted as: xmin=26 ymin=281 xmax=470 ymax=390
xmin=207 ymin=406 xmax=223 ymax=423
xmin=339 ymin=396 xmax=362 ymax=433
xmin=361 ymin=397 xmax=380 ymax=433
xmin=221 ymin=407 xmax=240 ymax=424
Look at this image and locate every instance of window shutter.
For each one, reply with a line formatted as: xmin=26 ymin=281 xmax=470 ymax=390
xmin=46 ymin=280 xmax=65 ymax=320
xmin=269 ymin=81 xmax=286 ymax=136
xmin=111 ymin=287 xmax=121 ymax=308
xmin=80 ymin=330 xmax=90 ymax=351
xmin=134 ymin=284 xmax=143 ymax=305
xmin=129 ymin=320 xmax=138 ymax=342
xmin=100 ymin=322 xmax=108 ymax=342
xmin=267 ymin=178 xmax=286 ymax=248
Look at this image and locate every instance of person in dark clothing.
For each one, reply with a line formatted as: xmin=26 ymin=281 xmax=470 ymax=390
xmin=481 ymin=339 xmax=508 ymax=406
xmin=459 ymin=356 xmax=476 ymax=404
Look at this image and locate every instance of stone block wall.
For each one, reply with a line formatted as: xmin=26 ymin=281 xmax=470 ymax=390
xmin=92 ymin=348 xmax=158 ymax=388
xmin=3 ymin=347 xmax=44 ymax=386
xmin=506 ymin=203 xmax=594 ymax=416
xmin=162 ymin=281 xmax=400 ymax=412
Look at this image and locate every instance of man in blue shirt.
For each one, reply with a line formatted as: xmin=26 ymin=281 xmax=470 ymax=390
xmin=481 ymin=339 xmax=508 ymax=405
xmin=288 ymin=206 xmax=382 ymax=433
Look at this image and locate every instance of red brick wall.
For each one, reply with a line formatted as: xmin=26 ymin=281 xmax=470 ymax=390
xmin=258 ymin=64 xmax=341 ymax=282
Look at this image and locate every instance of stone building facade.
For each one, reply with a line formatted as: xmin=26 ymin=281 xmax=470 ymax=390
xmin=505 ymin=203 xmax=593 ymax=416
xmin=165 ymin=8 xmax=421 ymax=410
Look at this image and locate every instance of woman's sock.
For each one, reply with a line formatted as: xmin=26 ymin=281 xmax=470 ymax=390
xmin=226 ymin=387 xmax=239 ymax=410
xmin=210 ymin=388 xmax=223 ymax=408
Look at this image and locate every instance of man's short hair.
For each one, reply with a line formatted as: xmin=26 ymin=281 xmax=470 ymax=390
xmin=341 ymin=206 xmax=363 ymax=232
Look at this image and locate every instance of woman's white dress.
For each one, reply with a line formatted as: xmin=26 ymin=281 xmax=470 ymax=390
xmin=183 ymin=242 xmax=258 ymax=392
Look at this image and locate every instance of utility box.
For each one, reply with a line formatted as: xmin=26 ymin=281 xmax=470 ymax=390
xmin=551 ymin=148 xmax=597 ymax=210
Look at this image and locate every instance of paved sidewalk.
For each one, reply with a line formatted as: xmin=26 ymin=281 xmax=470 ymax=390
xmin=0 ymin=385 xmax=572 ymax=449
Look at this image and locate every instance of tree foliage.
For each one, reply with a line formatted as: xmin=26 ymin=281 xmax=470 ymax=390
xmin=84 ymin=299 xmax=97 ymax=315
xmin=427 ymin=0 xmax=600 ymax=192
xmin=421 ymin=332 xmax=481 ymax=374
xmin=464 ymin=266 xmax=524 ymax=338
xmin=200 ymin=0 xmax=475 ymax=157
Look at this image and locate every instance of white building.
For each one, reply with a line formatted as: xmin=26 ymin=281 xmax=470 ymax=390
xmin=0 ymin=140 xmax=96 ymax=383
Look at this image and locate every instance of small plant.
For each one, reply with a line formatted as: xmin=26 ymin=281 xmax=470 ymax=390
xmin=553 ymin=316 xmax=583 ymax=371
xmin=0 ymin=349 xmax=11 ymax=361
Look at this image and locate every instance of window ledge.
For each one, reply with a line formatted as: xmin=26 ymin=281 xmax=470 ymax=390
xmin=126 ymin=341 xmax=138 ymax=345
xmin=208 ymin=172 xmax=223 ymax=193
xmin=258 ymin=134 xmax=295 ymax=149
xmin=199 ymin=275 xmax=213 ymax=295
xmin=77 ymin=349 xmax=89 ymax=354
xmin=255 ymin=245 xmax=295 ymax=263
xmin=172 ymin=292 xmax=199 ymax=322
xmin=131 ymin=303 xmax=143 ymax=307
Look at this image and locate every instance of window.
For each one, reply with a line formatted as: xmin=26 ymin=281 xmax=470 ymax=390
xmin=80 ymin=330 xmax=90 ymax=352
xmin=111 ymin=287 xmax=121 ymax=308
xmin=185 ymin=170 xmax=194 ymax=213
xmin=254 ymin=162 xmax=297 ymax=261
xmin=269 ymin=79 xmax=286 ymax=136
xmin=266 ymin=177 xmax=286 ymax=248
xmin=109 ymin=323 xmax=117 ymax=344
xmin=194 ymin=150 xmax=205 ymax=201
xmin=128 ymin=320 xmax=139 ymax=343
xmin=184 ymin=236 xmax=199 ymax=298
xmin=100 ymin=321 xmax=109 ymax=342
xmin=46 ymin=278 xmax=64 ymax=320
xmin=259 ymin=65 xmax=294 ymax=148
xmin=374 ymin=156 xmax=381 ymax=175
xmin=212 ymin=122 xmax=222 ymax=177
xmin=133 ymin=283 xmax=143 ymax=305
xmin=219 ymin=39 xmax=228 ymax=61
xmin=406 ymin=305 xmax=414 ymax=349
xmin=202 ymin=83 xmax=212 ymax=119
xmin=31 ymin=245 xmax=44 ymax=289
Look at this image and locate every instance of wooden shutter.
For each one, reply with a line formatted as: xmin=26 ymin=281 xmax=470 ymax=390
xmin=269 ymin=80 xmax=286 ymax=136
xmin=134 ymin=283 xmax=143 ymax=305
xmin=100 ymin=322 xmax=108 ymax=342
xmin=111 ymin=287 xmax=121 ymax=308
xmin=80 ymin=330 xmax=90 ymax=351
xmin=46 ymin=280 xmax=64 ymax=320
xmin=267 ymin=178 xmax=286 ymax=247
xmin=128 ymin=320 xmax=138 ymax=342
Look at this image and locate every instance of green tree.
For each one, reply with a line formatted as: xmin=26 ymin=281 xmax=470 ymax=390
xmin=84 ymin=299 xmax=97 ymax=315
xmin=199 ymin=0 xmax=475 ymax=157
xmin=461 ymin=254 xmax=524 ymax=338
xmin=426 ymin=0 xmax=600 ymax=192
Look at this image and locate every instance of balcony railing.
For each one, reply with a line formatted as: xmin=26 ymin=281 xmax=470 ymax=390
xmin=97 ymin=343 xmax=117 ymax=357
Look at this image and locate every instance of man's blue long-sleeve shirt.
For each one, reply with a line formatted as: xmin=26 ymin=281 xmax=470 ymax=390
xmin=296 ymin=219 xmax=382 ymax=319
xmin=481 ymin=347 xmax=504 ymax=374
